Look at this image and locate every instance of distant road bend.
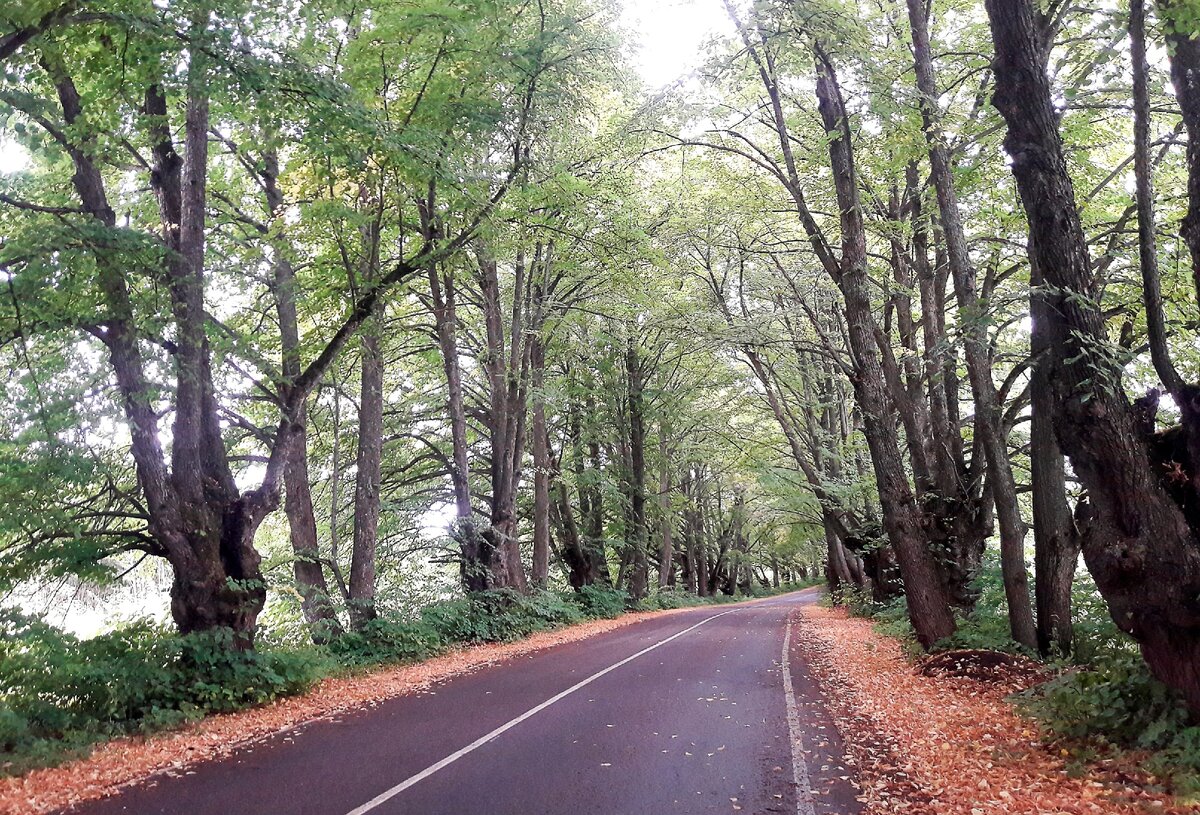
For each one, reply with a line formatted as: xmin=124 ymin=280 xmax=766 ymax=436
xmin=71 ymin=590 xmax=862 ymax=815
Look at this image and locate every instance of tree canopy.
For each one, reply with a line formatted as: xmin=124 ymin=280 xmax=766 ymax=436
xmin=5 ymin=0 xmax=1200 ymax=718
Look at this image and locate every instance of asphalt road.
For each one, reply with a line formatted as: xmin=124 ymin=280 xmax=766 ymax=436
xmin=68 ymin=590 xmax=861 ymax=815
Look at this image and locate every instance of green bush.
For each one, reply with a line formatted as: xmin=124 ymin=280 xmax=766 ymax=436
xmin=839 ymin=585 xmax=883 ymax=618
xmin=420 ymin=589 xmax=586 ymax=644
xmin=1019 ymin=652 xmax=1189 ymax=747
xmin=573 ymin=584 xmax=627 ymax=618
xmin=1017 ymin=649 xmax=1200 ymax=793
xmin=1067 ymin=571 xmax=1142 ymax=665
xmin=3 ymin=580 xmax=818 ymax=778
xmin=640 ymin=589 xmax=709 ymax=610
xmin=325 ymin=619 xmax=442 ymax=667
xmin=0 ymin=705 xmax=30 ymax=751
xmin=0 ymin=609 xmax=325 ymax=775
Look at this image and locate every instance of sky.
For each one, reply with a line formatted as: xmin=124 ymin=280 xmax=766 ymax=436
xmin=620 ymin=0 xmax=732 ymax=88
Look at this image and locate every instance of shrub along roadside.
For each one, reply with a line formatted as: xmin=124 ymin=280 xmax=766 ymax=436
xmin=828 ymin=559 xmax=1200 ymax=798
xmin=0 ymin=581 xmax=812 ymax=778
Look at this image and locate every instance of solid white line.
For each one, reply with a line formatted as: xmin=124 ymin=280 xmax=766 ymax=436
xmin=782 ymin=614 xmax=817 ymax=815
xmin=344 ymin=608 xmax=742 ymax=815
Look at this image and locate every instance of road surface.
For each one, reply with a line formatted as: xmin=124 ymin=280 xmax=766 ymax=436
xmin=67 ymin=590 xmax=861 ymax=815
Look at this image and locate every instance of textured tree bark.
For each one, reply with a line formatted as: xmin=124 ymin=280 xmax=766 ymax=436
xmin=85 ymin=53 xmax=269 ymax=644
xmin=428 ymin=261 xmax=486 ymax=591
xmin=907 ymin=0 xmax=1036 ymax=649
xmin=625 ymin=340 xmax=650 ymax=600
xmin=545 ymin=421 xmax=603 ymax=589
xmin=825 ymin=519 xmax=853 ymax=597
xmin=531 ymin=336 xmax=551 ymax=587
xmin=281 ymin=403 xmax=342 ymax=643
xmin=1161 ymin=0 xmax=1200 ymax=308
xmin=34 ymin=18 xmax=507 ymax=645
xmin=987 ymin=0 xmax=1200 ymax=710
xmin=477 ymin=251 xmax=530 ymax=592
xmin=681 ymin=469 xmax=698 ymax=594
xmin=721 ymin=1 xmax=955 ymax=645
xmin=348 ymin=325 xmax=383 ymax=629
xmin=657 ymin=430 xmax=674 ymax=589
xmin=584 ymin=393 xmax=606 ymax=570
xmin=1031 ymin=255 xmax=1079 ymax=655
xmin=1134 ymin=0 xmax=1184 ymax=395
xmin=328 ymin=384 xmax=350 ymax=602
xmin=348 ymin=202 xmax=385 ymax=629
xmin=550 ymin=478 xmax=588 ymax=588
xmin=567 ymin=389 xmax=611 ymax=586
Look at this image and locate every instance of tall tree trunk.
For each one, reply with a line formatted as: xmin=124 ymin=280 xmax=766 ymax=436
xmin=531 ymin=336 xmax=551 ymax=587
xmin=281 ymin=408 xmax=342 ymax=643
xmin=657 ymin=430 xmax=674 ymax=589
xmin=263 ymin=150 xmax=343 ymax=644
xmin=428 ymin=262 xmax=485 ymax=591
xmin=907 ymin=0 xmax=1036 ymax=649
xmin=681 ymin=469 xmax=698 ymax=594
xmin=327 ymin=381 xmax=350 ymax=602
xmin=348 ymin=325 xmax=383 ymax=629
xmin=567 ymin=389 xmax=610 ymax=586
xmin=348 ymin=203 xmax=384 ymax=629
xmin=826 ymin=518 xmax=854 ymax=598
xmin=625 ymin=340 xmax=650 ymax=600
xmin=478 ymin=252 xmax=528 ymax=591
xmin=812 ymin=51 xmax=958 ymax=647
xmin=987 ymin=0 xmax=1200 ymax=711
xmin=1161 ymin=0 xmax=1200 ymax=307
xmin=1031 ymin=250 xmax=1079 ymax=655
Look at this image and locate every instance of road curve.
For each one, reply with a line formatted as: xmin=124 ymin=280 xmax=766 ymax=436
xmin=66 ymin=590 xmax=861 ymax=815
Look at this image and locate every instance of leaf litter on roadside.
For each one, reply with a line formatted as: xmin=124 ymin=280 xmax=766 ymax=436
xmin=793 ymin=603 xmax=1192 ymax=815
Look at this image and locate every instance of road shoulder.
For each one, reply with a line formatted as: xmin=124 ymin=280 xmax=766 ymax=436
xmin=792 ymin=600 xmax=1190 ymax=815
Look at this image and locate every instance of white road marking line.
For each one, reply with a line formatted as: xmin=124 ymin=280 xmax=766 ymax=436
xmin=782 ymin=613 xmax=817 ymax=815
xmin=344 ymin=608 xmax=742 ymax=815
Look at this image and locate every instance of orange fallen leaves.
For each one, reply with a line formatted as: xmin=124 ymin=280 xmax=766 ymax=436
xmin=793 ymin=603 xmax=1191 ymax=815
xmin=0 ymin=608 xmax=689 ymax=815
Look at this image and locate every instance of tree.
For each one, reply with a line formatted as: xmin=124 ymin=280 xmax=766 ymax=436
xmin=0 ymin=0 xmax=612 ymax=645
xmin=985 ymin=0 xmax=1200 ymax=712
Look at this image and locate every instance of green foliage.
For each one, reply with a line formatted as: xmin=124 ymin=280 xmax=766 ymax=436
xmin=1068 ymin=571 xmax=1142 ymax=666
xmin=937 ymin=560 xmax=1036 ymax=656
xmin=0 ymin=610 xmax=325 ymax=776
xmin=573 ymin=584 xmax=628 ymax=619
xmin=1019 ymin=652 xmax=1189 ymax=748
xmin=1017 ymin=651 xmax=1200 ymax=793
xmin=637 ymin=589 xmax=712 ymax=611
xmin=324 ymin=619 xmax=442 ymax=668
xmin=837 ymin=585 xmax=886 ymax=618
xmin=420 ymin=589 xmax=586 ymax=644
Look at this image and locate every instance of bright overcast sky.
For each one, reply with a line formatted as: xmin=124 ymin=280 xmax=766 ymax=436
xmin=620 ymin=0 xmax=733 ymax=88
